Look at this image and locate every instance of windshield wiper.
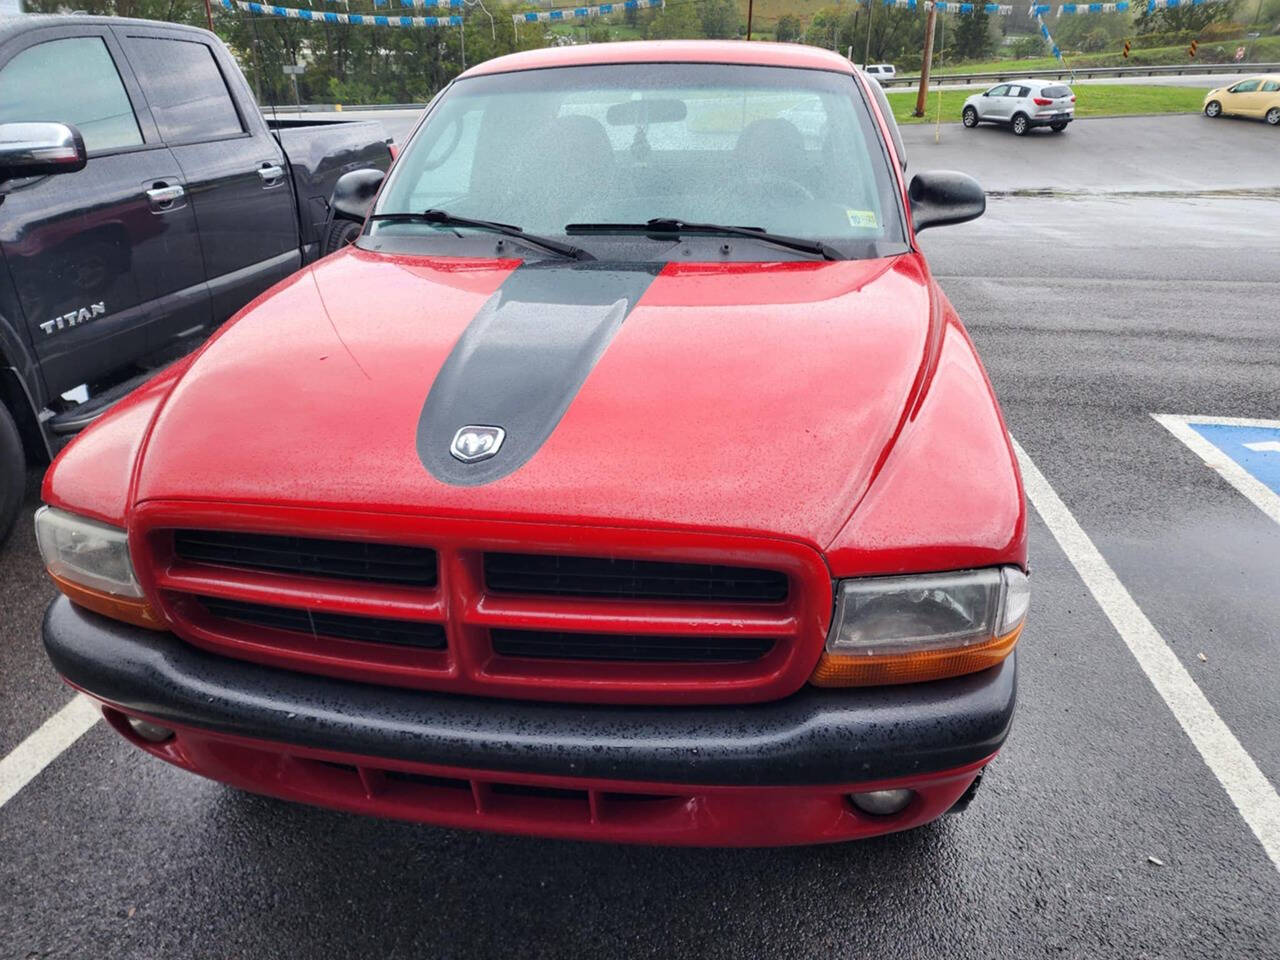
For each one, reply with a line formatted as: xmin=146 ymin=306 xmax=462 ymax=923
xmin=565 ymin=218 xmax=842 ymax=261
xmin=369 ymin=209 xmax=595 ymax=261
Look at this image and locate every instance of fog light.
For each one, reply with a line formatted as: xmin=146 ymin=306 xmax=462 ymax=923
xmin=126 ymin=717 xmax=174 ymax=743
xmin=850 ymin=788 xmax=914 ymax=816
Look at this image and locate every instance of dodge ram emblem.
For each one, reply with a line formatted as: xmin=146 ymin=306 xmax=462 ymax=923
xmin=450 ymin=425 xmax=505 ymax=463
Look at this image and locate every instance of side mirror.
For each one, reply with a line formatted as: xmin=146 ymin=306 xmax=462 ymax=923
xmin=908 ymin=170 xmax=985 ymax=232
xmin=330 ymin=168 xmax=385 ymax=223
xmin=0 ymin=122 xmax=86 ymax=182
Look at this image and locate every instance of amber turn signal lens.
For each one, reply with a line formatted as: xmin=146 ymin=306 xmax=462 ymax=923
xmin=809 ymin=624 xmax=1022 ymax=687
xmin=49 ymin=573 xmax=167 ymax=630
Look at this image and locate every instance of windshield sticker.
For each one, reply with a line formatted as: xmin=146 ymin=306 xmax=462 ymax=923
xmin=846 ymin=210 xmax=878 ymax=229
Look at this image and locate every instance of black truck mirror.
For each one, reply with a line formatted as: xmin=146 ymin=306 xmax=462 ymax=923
xmin=0 ymin=122 xmax=87 ymax=181
xmin=330 ymin=168 xmax=386 ymax=223
xmin=908 ymin=170 xmax=986 ymax=233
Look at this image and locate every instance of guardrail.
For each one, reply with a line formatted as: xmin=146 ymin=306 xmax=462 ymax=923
xmin=270 ymin=102 xmax=428 ymax=112
xmin=880 ymin=61 xmax=1280 ymax=87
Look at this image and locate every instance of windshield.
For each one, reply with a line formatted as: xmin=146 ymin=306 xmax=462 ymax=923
xmin=369 ymin=62 xmax=907 ymax=261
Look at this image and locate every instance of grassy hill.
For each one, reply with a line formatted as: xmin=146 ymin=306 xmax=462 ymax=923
xmin=733 ymin=0 xmax=829 ymax=31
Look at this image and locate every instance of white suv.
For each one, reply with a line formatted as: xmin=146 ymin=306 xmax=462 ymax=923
xmin=962 ymin=80 xmax=1075 ymax=135
xmin=863 ymin=64 xmax=897 ymax=81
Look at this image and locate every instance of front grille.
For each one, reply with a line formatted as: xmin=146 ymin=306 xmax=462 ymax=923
xmin=174 ymin=530 xmax=437 ymax=587
xmin=145 ymin=511 xmax=824 ymax=705
xmin=484 ymin=553 xmax=788 ymax=603
xmin=199 ymin=596 xmax=446 ymax=649
xmin=491 ymin=628 xmax=775 ymax=663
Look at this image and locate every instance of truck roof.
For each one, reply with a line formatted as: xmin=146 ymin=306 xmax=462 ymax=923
xmin=0 ymin=13 xmax=215 ymax=44
xmin=460 ymin=40 xmax=857 ymax=80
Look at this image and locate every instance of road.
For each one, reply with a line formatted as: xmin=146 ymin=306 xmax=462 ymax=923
xmin=2 ymin=113 xmax=1279 ymax=958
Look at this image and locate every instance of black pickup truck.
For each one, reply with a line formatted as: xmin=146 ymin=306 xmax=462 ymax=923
xmin=0 ymin=14 xmax=393 ymax=539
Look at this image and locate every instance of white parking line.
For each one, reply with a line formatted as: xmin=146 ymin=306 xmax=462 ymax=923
xmin=0 ymin=694 xmax=100 ymax=810
xmin=1152 ymin=414 xmax=1280 ymax=527
xmin=1014 ymin=439 xmax=1280 ymax=873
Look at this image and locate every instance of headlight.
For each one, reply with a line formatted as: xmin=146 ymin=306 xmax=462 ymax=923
xmin=810 ymin=566 xmax=1028 ymax=687
xmin=35 ymin=506 xmax=164 ymax=629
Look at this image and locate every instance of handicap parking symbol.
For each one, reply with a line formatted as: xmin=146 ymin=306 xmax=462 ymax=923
xmin=1153 ymin=415 xmax=1280 ymax=523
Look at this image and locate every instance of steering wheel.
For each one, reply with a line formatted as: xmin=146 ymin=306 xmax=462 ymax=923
xmin=739 ymin=174 xmax=815 ymax=205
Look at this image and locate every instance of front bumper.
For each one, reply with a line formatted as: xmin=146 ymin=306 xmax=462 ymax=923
xmin=45 ymin=597 xmax=1017 ymax=845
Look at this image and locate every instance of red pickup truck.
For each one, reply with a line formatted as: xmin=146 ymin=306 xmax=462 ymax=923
xmin=37 ymin=41 xmax=1027 ymax=846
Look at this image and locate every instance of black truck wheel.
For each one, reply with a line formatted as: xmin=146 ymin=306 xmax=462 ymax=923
xmin=321 ymin=217 xmax=363 ymax=256
xmin=0 ymin=403 xmax=26 ymax=546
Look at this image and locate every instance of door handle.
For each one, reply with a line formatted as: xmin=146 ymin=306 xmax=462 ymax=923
xmin=146 ymin=184 xmax=185 ymax=209
xmin=258 ymin=164 xmax=285 ymax=185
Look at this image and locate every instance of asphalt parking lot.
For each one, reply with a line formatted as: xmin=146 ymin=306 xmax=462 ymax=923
xmin=2 ymin=113 xmax=1278 ymax=957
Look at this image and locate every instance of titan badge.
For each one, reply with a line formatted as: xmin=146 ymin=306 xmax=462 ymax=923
xmin=39 ymin=301 xmax=105 ymax=336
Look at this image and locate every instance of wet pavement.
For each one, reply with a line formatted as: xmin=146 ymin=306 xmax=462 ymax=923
xmin=2 ymin=114 xmax=1279 ymax=957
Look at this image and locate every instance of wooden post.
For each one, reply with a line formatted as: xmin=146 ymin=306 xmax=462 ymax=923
xmin=204 ymin=0 xmax=215 ymax=32
xmin=862 ymin=0 xmax=874 ymax=67
xmin=913 ymin=3 xmax=937 ymax=118
xmin=746 ymin=0 xmax=754 ymax=40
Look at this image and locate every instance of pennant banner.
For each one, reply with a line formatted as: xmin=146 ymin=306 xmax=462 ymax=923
xmin=223 ymin=0 xmax=462 ymax=24
xmin=1037 ymin=11 xmax=1075 ymax=77
xmin=1057 ymin=1 xmax=1129 ymax=12
xmin=1147 ymin=0 xmax=1217 ymax=8
xmin=514 ymin=0 xmax=661 ymax=22
xmin=929 ymin=2 xmax=1014 ymax=11
xmin=883 ymin=0 xmax=1020 ymax=11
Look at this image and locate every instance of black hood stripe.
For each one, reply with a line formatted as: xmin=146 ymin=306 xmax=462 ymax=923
xmin=417 ymin=261 xmax=663 ymax=486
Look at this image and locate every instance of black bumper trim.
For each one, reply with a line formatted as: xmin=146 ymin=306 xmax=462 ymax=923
xmin=43 ymin=596 xmax=1016 ymax=786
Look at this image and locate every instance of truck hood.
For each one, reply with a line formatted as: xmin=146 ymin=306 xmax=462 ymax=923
xmin=135 ymin=249 xmax=936 ymax=548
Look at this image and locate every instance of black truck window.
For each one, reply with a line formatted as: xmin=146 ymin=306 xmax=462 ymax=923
xmin=123 ymin=37 xmax=244 ymax=143
xmin=0 ymin=37 xmax=143 ymax=153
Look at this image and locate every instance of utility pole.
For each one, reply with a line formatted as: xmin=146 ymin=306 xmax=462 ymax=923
xmin=1247 ymin=0 xmax=1264 ymax=60
xmin=913 ymin=2 xmax=937 ymax=117
xmin=862 ymin=0 xmax=874 ymax=67
xmin=204 ymin=0 xmax=214 ymax=31
xmin=746 ymin=0 xmax=754 ymax=40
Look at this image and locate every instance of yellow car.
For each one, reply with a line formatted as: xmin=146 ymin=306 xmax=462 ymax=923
xmin=1203 ymin=74 xmax=1280 ymax=126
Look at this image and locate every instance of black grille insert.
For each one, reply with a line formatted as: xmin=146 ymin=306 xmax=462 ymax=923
xmin=483 ymin=553 xmax=788 ymax=603
xmin=491 ymin=628 xmax=774 ymax=663
xmin=199 ymin=596 xmax=446 ymax=649
xmin=174 ymin=530 xmax=437 ymax=587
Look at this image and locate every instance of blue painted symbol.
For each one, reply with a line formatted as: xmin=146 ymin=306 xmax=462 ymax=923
xmin=1188 ymin=422 xmax=1280 ymax=495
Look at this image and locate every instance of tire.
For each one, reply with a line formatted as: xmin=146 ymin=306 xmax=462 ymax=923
xmin=1011 ymin=113 xmax=1030 ymax=136
xmin=1266 ymin=107 xmax=1280 ymax=126
xmin=321 ymin=217 xmax=363 ymax=257
xmin=1050 ymin=121 xmax=1068 ymax=132
xmin=1204 ymin=100 xmax=1222 ymax=118
xmin=0 ymin=403 xmax=26 ymax=547
xmin=962 ymin=106 xmax=979 ymax=128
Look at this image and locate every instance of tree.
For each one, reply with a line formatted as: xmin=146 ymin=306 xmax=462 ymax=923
xmin=952 ymin=10 xmax=995 ymax=60
xmin=1136 ymin=0 xmax=1238 ymax=34
xmin=699 ymin=0 xmax=738 ymax=39
xmin=775 ymin=14 xmax=804 ymax=43
xmin=1009 ymin=34 xmax=1046 ymax=58
xmin=646 ymin=0 xmax=703 ymax=39
xmin=1048 ymin=11 xmax=1131 ymax=50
